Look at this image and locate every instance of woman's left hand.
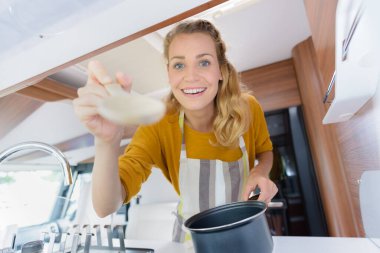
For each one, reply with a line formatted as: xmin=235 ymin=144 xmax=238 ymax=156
xmin=242 ymin=170 xmax=278 ymax=203
xmin=241 ymin=151 xmax=278 ymax=203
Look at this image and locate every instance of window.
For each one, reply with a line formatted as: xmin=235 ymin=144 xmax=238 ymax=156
xmin=0 ymin=169 xmax=63 ymax=227
xmin=0 ymin=149 xmax=69 ymax=249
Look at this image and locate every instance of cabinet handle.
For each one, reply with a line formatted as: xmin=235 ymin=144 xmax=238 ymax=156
xmin=323 ymin=3 xmax=365 ymax=104
xmin=323 ymin=70 xmax=336 ymax=104
xmin=342 ymin=3 xmax=365 ymax=61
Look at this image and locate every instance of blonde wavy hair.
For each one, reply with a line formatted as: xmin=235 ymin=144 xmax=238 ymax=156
xmin=164 ymin=19 xmax=251 ymax=148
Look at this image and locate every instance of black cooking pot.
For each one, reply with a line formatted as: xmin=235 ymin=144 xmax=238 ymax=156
xmin=184 ymin=200 xmax=273 ymax=253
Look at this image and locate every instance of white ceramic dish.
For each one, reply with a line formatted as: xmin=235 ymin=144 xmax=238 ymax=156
xmin=98 ymin=83 xmax=166 ymax=126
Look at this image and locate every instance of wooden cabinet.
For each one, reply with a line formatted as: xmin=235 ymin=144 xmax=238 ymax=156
xmin=290 ymin=0 xmax=380 ymax=236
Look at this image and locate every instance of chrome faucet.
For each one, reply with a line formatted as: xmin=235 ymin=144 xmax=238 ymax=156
xmin=0 ymin=141 xmax=73 ymax=185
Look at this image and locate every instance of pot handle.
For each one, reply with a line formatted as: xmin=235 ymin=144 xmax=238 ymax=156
xmin=267 ymin=201 xmax=284 ymax=208
xmin=248 ymin=191 xmax=285 ymax=209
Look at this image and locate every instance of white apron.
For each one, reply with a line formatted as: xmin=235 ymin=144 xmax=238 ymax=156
xmin=172 ymin=111 xmax=250 ymax=243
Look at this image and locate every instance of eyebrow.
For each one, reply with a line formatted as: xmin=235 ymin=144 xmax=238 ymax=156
xmin=169 ymin=53 xmax=215 ymax=63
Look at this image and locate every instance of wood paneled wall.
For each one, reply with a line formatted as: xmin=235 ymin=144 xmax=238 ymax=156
xmin=335 ymin=90 xmax=380 ymax=236
xmin=292 ymin=38 xmax=360 ymax=236
xmin=240 ymin=59 xmax=301 ymax=112
xmin=303 ymin=0 xmax=337 ymax=91
xmin=298 ymin=0 xmax=380 ymax=236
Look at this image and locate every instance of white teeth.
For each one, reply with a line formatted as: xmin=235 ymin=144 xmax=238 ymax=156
xmin=182 ymin=88 xmax=206 ymax=94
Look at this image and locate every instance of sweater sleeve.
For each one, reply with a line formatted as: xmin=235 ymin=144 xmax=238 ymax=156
xmin=118 ymin=123 xmax=163 ymax=203
xmin=250 ymin=95 xmax=273 ymax=154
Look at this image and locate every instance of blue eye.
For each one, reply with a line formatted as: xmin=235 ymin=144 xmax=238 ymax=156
xmin=200 ymin=60 xmax=210 ymax=67
xmin=174 ymin=63 xmax=184 ymax=70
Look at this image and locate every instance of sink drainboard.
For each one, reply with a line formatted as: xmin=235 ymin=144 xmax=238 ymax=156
xmin=0 ymin=224 xmax=154 ymax=253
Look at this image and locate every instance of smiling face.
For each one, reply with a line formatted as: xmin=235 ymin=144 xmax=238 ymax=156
xmin=167 ymin=32 xmax=222 ymax=115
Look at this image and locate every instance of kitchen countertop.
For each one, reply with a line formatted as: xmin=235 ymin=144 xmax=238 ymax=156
xmin=124 ymin=236 xmax=380 ymax=253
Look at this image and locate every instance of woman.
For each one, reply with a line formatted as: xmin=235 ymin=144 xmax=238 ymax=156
xmin=73 ymin=19 xmax=277 ymax=242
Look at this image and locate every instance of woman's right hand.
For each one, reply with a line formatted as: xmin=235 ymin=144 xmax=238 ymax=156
xmin=73 ymin=60 xmax=132 ymax=144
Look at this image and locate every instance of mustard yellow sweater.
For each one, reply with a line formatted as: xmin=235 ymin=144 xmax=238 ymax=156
xmin=119 ymin=95 xmax=272 ymax=203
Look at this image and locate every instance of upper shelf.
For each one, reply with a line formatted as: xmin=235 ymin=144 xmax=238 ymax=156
xmin=323 ymin=0 xmax=380 ymax=124
xmin=0 ymin=0 xmax=210 ymax=97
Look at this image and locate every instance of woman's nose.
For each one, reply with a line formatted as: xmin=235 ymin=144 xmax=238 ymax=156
xmin=184 ymin=66 xmax=200 ymax=82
